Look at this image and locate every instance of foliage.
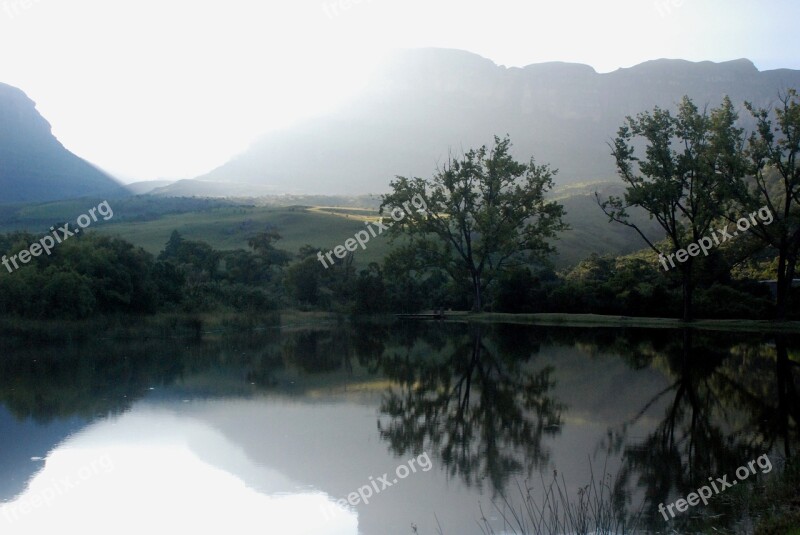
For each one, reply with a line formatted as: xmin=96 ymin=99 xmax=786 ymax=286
xmin=0 ymin=228 xmax=288 ymax=318
xmin=598 ymin=96 xmax=747 ymax=321
xmin=382 ymin=136 xmax=567 ymax=311
xmin=284 ymin=245 xmax=357 ymax=311
xmin=1 ymin=233 xmax=161 ymax=318
xmin=731 ymin=90 xmax=800 ymax=319
xmin=492 ymin=266 xmax=552 ymax=313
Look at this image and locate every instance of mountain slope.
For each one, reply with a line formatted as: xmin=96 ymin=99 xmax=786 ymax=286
xmin=0 ymin=82 xmax=126 ymax=204
xmin=199 ymin=49 xmax=800 ymax=194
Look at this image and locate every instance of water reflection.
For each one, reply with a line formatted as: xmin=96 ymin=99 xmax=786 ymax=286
xmin=0 ymin=321 xmax=796 ymax=534
xmin=370 ymin=324 xmax=563 ymax=492
xmin=598 ymin=329 xmax=800 ymax=531
xmin=1 ymin=405 xmax=359 ymax=535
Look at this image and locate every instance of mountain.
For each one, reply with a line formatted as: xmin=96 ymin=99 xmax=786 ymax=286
xmin=198 ymin=49 xmax=800 ymax=195
xmin=147 ymin=179 xmax=281 ymax=198
xmin=0 ymin=82 xmax=127 ymax=204
xmin=125 ymin=180 xmax=176 ymax=195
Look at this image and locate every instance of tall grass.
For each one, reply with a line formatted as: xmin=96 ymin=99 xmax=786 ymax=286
xmin=475 ymin=466 xmax=642 ymax=535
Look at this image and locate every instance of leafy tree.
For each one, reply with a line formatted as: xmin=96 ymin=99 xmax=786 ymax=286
xmin=151 ymin=261 xmax=185 ymax=306
xmin=61 ymin=236 xmax=159 ymax=313
xmin=550 ymin=254 xmax=675 ymax=316
xmin=221 ymin=232 xmax=290 ymax=286
xmin=286 ymin=257 xmax=322 ymax=306
xmin=493 ymin=266 xmax=547 ymax=313
xmin=41 ymin=271 xmax=96 ymax=319
xmin=0 ymin=233 xmax=166 ymax=317
xmin=353 ymin=263 xmax=388 ymax=314
xmin=381 ymin=246 xmax=446 ymax=313
xmin=158 ymin=231 xmax=221 ymax=282
xmin=381 ymin=136 xmax=567 ymax=311
xmin=222 ymin=249 xmax=263 ymax=285
xmin=248 ymin=230 xmax=292 ymax=267
xmin=598 ymin=96 xmax=745 ymax=321
xmin=161 ymin=230 xmax=184 ymax=260
xmin=285 ymin=245 xmax=356 ymax=309
xmin=731 ymin=90 xmax=800 ymax=319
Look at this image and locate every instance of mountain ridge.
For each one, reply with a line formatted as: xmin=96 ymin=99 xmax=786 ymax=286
xmin=3 ymin=51 xmax=800 ymax=202
xmin=0 ymin=82 xmax=127 ymax=204
xmin=198 ymin=50 xmax=800 ymax=195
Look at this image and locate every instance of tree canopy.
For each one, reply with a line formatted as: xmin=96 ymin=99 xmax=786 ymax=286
xmin=381 ymin=136 xmax=567 ymax=311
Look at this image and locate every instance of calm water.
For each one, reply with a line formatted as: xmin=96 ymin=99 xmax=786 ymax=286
xmin=0 ymin=321 xmax=797 ymax=534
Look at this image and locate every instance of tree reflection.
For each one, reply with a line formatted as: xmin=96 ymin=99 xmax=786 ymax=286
xmin=0 ymin=324 xmax=285 ymax=423
xmin=602 ymin=329 xmax=800 ymax=530
xmin=374 ymin=324 xmax=563 ymax=493
xmin=775 ymin=335 xmax=800 ymax=460
xmin=2 ymin=319 xmax=796 ymax=529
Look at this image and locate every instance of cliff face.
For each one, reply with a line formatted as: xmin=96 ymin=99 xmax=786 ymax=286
xmin=0 ymin=83 xmax=60 ymax=149
xmin=0 ymin=83 xmax=125 ymax=204
xmin=199 ymin=50 xmax=800 ymax=194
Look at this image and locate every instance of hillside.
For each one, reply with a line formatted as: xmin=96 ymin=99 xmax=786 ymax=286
xmin=0 ymin=182 xmax=660 ymax=269
xmin=0 ymin=82 xmax=127 ymax=204
xmin=197 ymin=50 xmax=800 ymax=195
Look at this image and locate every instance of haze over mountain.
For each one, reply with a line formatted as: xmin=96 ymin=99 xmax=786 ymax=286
xmin=197 ymin=48 xmax=800 ymax=195
xmin=0 ymin=82 xmax=126 ymax=204
xmin=5 ymin=49 xmax=800 ymax=203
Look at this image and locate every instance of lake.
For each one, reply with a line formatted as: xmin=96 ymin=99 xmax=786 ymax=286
xmin=0 ymin=320 xmax=797 ymax=534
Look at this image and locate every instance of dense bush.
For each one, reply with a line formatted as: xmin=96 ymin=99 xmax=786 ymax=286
xmin=0 ymin=234 xmax=161 ymax=319
xmin=0 ymin=230 xmax=284 ymax=319
xmin=694 ymin=284 xmax=773 ymax=319
xmin=0 ymin=227 xmax=791 ymax=321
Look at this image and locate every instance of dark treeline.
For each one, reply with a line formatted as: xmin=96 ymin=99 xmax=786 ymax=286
xmin=0 ymin=224 xmax=792 ymax=320
xmin=0 ymin=213 xmax=797 ymax=320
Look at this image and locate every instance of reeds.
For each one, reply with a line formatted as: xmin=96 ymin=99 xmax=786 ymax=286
xmin=475 ymin=464 xmax=643 ymax=535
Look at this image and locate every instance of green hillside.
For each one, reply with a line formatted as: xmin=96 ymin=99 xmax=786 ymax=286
xmin=0 ymin=183 xmax=662 ymax=269
xmin=554 ymin=186 xmax=663 ymax=267
xmin=93 ymin=205 xmax=395 ymax=266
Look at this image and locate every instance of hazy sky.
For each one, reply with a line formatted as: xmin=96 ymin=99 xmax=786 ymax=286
xmin=1 ymin=0 xmax=798 ymax=182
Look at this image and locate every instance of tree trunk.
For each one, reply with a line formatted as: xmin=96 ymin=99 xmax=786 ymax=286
xmin=681 ymin=265 xmax=693 ymax=322
xmin=775 ymin=247 xmax=798 ymax=321
xmin=788 ymin=255 xmax=798 ymax=316
xmin=776 ymin=252 xmax=789 ymax=320
xmin=775 ymin=335 xmax=792 ymax=459
xmin=471 ymin=273 xmax=482 ymax=312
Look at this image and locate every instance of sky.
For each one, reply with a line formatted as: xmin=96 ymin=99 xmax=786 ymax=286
xmin=1 ymin=0 xmax=798 ymax=183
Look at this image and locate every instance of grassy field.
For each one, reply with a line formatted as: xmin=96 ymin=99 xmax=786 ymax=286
xmin=92 ymin=205 xmax=395 ymax=266
xmin=86 ymin=201 xmax=661 ymax=269
xmin=0 ymin=187 xmax=665 ymax=270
